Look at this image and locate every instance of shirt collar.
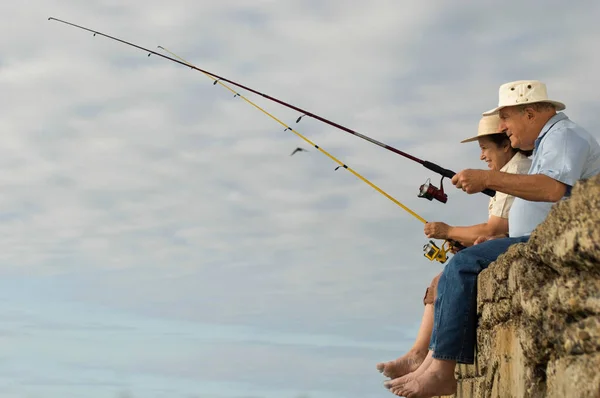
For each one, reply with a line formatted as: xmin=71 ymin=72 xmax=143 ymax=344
xmin=534 ymin=112 xmax=568 ymax=151
xmin=500 ymin=151 xmax=523 ymax=172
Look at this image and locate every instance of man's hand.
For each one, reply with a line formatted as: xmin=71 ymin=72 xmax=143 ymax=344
xmin=452 ymin=169 xmax=490 ymax=194
xmin=424 ymin=222 xmax=451 ymax=239
xmin=474 ymin=234 xmax=507 ymax=245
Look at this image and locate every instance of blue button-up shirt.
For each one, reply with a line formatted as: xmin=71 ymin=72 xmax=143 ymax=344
xmin=509 ymin=112 xmax=600 ymax=237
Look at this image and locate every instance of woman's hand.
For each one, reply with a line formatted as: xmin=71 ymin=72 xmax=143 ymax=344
xmin=424 ymin=222 xmax=451 ymax=239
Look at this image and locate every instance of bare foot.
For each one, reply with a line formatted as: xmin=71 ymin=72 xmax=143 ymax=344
xmin=393 ymin=364 xmax=457 ymax=397
xmin=376 ymin=349 xmax=427 ymax=379
xmin=384 ymin=351 xmax=433 ymax=391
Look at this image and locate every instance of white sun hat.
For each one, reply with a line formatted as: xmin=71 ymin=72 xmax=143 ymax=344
xmin=482 ymin=80 xmax=566 ymax=116
xmin=460 ymin=114 xmax=503 ymax=143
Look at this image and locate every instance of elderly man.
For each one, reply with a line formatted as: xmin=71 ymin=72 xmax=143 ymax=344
xmin=386 ymin=80 xmax=600 ymax=398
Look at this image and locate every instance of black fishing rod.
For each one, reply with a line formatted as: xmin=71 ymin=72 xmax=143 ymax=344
xmin=48 ymin=17 xmax=496 ymax=202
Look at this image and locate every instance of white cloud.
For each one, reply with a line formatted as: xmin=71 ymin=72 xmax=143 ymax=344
xmin=1 ymin=0 xmax=599 ymax=397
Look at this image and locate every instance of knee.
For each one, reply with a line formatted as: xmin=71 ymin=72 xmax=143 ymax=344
xmin=423 ymin=272 xmax=442 ymax=305
xmin=443 ymin=250 xmax=477 ymax=278
xmin=450 ymin=247 xmax=471 ymax=264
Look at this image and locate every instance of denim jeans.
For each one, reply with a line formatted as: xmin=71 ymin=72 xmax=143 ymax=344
xmin=429 ymin=236 xmax=529 ymax=364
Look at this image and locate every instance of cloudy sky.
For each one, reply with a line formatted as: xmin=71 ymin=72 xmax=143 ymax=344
xmin=1 ymin=1 xmax=599 ymax=397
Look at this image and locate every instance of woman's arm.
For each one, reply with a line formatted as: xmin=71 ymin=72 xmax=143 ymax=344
xmin=447 ymin=216 xmax=508 ymax=246
xmin=424 ymin=216 xmax=508 ymax=246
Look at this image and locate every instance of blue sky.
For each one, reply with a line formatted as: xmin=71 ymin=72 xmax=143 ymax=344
xmin=1 ymin=1 xmax=600 ymax=397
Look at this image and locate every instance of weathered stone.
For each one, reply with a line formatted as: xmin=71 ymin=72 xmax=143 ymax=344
xmin=455 ymin=377 xmax=485 ymax=398
xmin=485 ymin=324 xmax=539 ymax=398
xmin=455 ymin=357 xmax=482 ymax=379
xmin=556 ymin=316 xmax=600 ymax=356
xmin=547 ymin=276 xmax=600 ymax=314
xmin=479 ymin=300 xmax=513 ymax=329
xmin=477 ymin=269 xmax=503 ymax=307
xmin=476 ymin=330 xmax=492 ymax=375
xmin=526 ymin=176 xmax=600 ymax=275
xmin=478 ymin=258 xmax=514 ymax=312
xmin=546 ymin=353 xmax=600 ymax=398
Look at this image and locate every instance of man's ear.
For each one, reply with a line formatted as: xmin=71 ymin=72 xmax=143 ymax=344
xmin=525 ymin=106 xmax=536 ymax=120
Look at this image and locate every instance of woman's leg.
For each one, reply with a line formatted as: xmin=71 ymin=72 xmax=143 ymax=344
xmin=376 ymin=273 xmax=441 ymax=378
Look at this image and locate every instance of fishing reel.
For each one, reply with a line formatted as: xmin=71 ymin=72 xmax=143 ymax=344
xmin=418 ymin=177 xmax=448 ymax=204
xmin=423 ymin=240 xmax=452 ymax=264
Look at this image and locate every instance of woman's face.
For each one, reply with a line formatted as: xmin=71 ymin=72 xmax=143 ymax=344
xmin=477 ymin=136 xmax=512 ymax=171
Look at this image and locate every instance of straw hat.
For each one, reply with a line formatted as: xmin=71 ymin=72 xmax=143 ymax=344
xmin=482 ymin=80 xmax=566 ymax=116
xmin=460 ymin=114 xmax=503 ymax=143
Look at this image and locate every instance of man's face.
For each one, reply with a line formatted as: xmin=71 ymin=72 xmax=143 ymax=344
xmin=498 ymin=107 xmax=536 ymax=150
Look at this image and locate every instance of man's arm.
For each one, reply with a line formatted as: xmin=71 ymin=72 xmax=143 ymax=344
xmin=447 ymin=216 xmax=508 ymax=246
xmin=457 ymin=128 xmax=590 ymax=202
xmin=452 ymin=170 xmax=567 ymax=202
xmin=486 ymin=171 xmax=567 ymax=202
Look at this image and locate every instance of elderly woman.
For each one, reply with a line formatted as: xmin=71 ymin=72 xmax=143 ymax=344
xmin=377 ymin=114 xmax=532 ymax=381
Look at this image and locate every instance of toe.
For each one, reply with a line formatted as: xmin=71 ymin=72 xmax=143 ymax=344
xmin=397 ymin=383 xmax=411 ymax=397
xmin=391 ymin=383 xmax=407 ymax=395
xmin=384 ymin=378 xmax=401 ymax=390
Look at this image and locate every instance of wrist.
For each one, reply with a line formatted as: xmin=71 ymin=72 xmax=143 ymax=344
xmin=484 ymin=170 xmax=494 ymax=189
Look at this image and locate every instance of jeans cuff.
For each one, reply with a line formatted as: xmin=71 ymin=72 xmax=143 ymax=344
xmin=432 ymin=352 xmax=474 ymax=364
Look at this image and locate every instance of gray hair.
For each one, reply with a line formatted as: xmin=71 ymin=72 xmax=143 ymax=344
xmin=516 ymin=102 xmax=556 ymax=113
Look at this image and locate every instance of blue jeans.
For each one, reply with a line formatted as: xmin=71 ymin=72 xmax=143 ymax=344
xmin=429 ymin=236 xmax=529 ymax=364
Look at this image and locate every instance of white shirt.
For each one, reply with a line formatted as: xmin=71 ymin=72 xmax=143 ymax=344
xmin=488 ymin=152 xmax=532 ymax=219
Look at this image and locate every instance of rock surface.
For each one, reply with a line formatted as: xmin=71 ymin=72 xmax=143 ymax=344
xmin=447 ymin=174 xmax=600 ymax=398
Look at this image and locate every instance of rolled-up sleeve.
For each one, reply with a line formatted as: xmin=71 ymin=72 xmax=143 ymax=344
xmin=534 ymin=129 xmax=589 ymax=186
xmin=490 ymin=192 xmax=515 ymax=219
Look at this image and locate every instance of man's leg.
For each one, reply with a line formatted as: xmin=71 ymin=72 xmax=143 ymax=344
xmin=397 ymin=236 xmax=528 ymax=397
xmin=431 ymin=237 xmax=528 ymax=362
xmin=385 ymin=349 xmax=435 ymax=392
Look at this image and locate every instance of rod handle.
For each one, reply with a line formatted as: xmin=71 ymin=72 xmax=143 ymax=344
xmin=448 ymin=239 xmax=466 ymax=251
xmin=422 ymin=161 xmax=496 ymax=198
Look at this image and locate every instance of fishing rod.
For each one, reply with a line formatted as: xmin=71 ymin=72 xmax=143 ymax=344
xmin=47 ymin=17 xmax=496 ymax=204
xmin=47 ymin=18 xmax=465 ymax=264
xmin=156 ymin=44 xmax=462 ymax=264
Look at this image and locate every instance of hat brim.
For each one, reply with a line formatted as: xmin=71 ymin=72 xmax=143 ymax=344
xmin=460 ymin=131 xmax=505 ymax=144
xmin=482 ymin=100 xmax=566 ymax=116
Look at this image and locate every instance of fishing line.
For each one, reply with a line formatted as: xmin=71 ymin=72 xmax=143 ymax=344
xmin=157 ymin=46 xmax=426 ymax=221
xmin=47 ymin=16 xmax=496 ymax=203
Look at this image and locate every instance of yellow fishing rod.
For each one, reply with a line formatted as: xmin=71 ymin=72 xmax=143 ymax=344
xmin=157 ymin=46 xmax=457 ymax=264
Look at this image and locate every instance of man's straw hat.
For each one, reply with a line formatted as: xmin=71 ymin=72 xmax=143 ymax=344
xmin=482 ymin=80 xmax=566 ymax=116
xmin=460 ymin=114 xmax=503 ymax=144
